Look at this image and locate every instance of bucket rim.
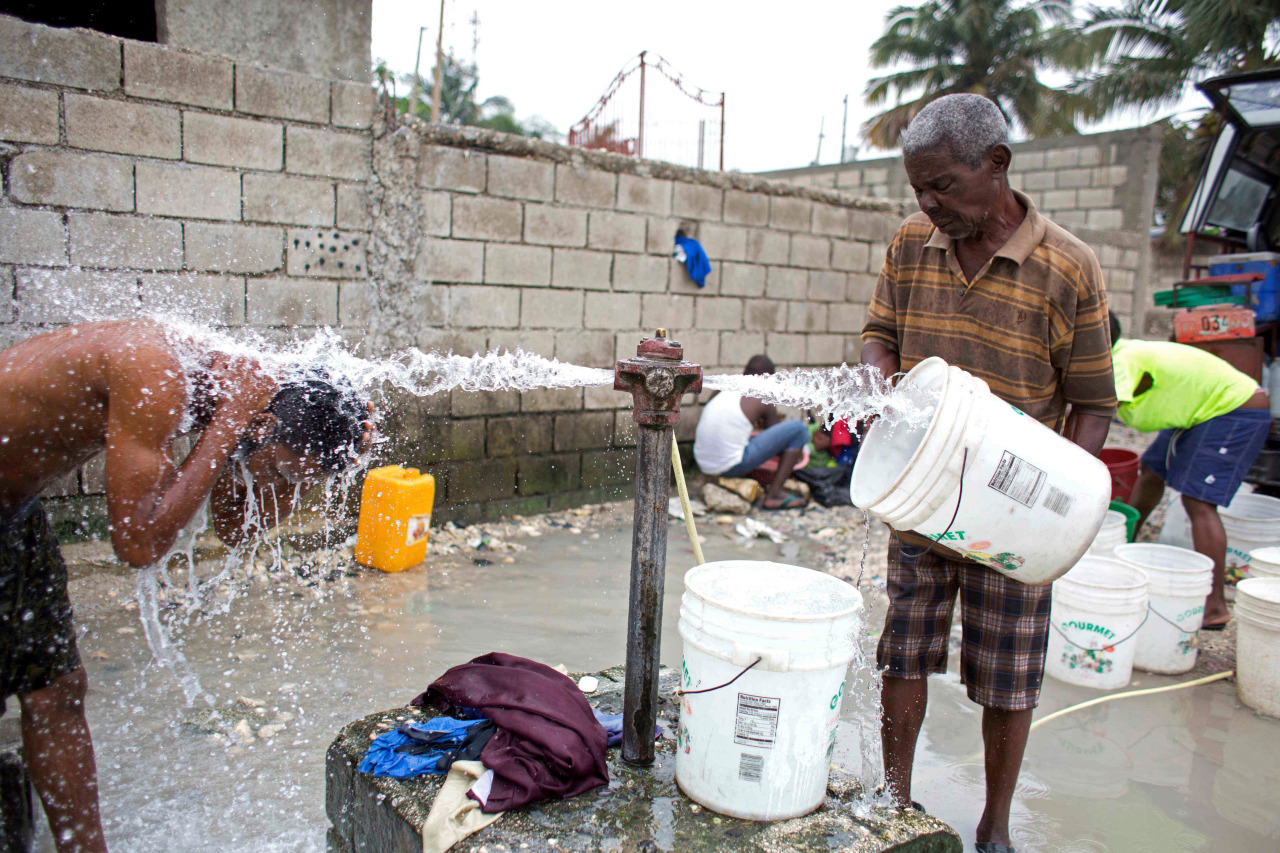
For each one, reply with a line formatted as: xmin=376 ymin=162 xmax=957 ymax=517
xmin=1221 ymin=492 xmax=1280 ymax=522
xmin=682 ymin=561 xmax=864 ymax=622
xmin=1114 ymin=543 xmax=1215 ymax=574
xmin=1237 ymin=577 xmax=1280 ymax=606
xmin=1056 ymin=556 xmax=1149 ymax=592
xmin=1248 ymin=546 xmax=1280 ymax=568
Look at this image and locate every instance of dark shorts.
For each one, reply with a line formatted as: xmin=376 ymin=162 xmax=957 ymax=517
xmin=1 ymin=499 xmax=81 ymax=707
xmin=1140 ymin=408 xmax=1272 ymax=506
xmin=877 ymin=533 xmax=1052 ymax=711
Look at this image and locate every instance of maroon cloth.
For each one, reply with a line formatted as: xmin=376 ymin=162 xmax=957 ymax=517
xmin=414 ymin=652 xmax=609 ymax=812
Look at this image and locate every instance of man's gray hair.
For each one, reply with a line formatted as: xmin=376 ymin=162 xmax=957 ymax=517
xmin=901 ymin=94 xmax=1010 ymax=169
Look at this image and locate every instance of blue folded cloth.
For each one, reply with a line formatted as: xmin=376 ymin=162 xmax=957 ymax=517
xmin=358 ymin=716 xmax=487 ymax=778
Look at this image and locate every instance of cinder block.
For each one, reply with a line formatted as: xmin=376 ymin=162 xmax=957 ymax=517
xmin=806 ymin=334 xmax=844 ymax=365
xmin=1121 ymin=249 xmax=1139 ymax=268
xmin=1045 ymin=147 xmax=1080 ymax=169
xmin=123 ymin=42 xmax=231 ymax=109
xmin=861 ymin=168 xmax=889 ymax=184
xmin=449 ymin=388 xmax=519 ymax=418
xmin=64 ymin=94 xmax=179 ymax=159
xmin=517 ymin=454 xmax=581 ymax=495
xmin=524 ymin=205 xmax=587 ymax=247
xmin=831 ymin=240 xmax=870 ymax=272
xmin=331 ymin=81 xmax=375 ymax=129
xmin=521 ymin=387 xmax=583 ymax=413
xmin=640 ymin=293 xmax=693 ymax=330
xmin=787 ymin=301 xmax=826 ymax=333
xmin=488 ymin=328 xmax=555 ymax=356
xmin=0 ymin=83 xmax=59 ymax=144
xmin=521 ymin=288 xmax=583 ymax=328
xmin=744 ymin=299 xmax=784 ymax=331
xmin=646 ymin=216 xmax=679 ymax=255
xmin=1042 ymin=189 xmax=1076 ymax=211
xmin=1108 ymin=289 xmax=1133 ymax=314
xmin=1056 ymin=210 xmax=1088 ymax=229
xmin=835 ymin=169 xmax=863 ymax=188
xmin=695 ymin=296 xmax=741 ymax=331
xmin=136 ymin=161 xmax=239 ymax=220
xmin=554 ymin=330 xmax=614 ymax=367
xmin=828 ymin=302 xmax=867 ymax=333
xmin=0 ymin=207 xmax=66 ymax=265
xmin=587 ymin=211 xmax=645 ymax=253
xmin=746 ymin=229 xmax=789 ymax=265
xmin=585 ymin=291 xmax=639 ymax=328
xmin=554 ymin=164 xmax=616 ymax=207
xmin=1086 ymin=209 xmax=1124 ymax=230
xmin=811 ymin=205 xmax=850 ymax=237
xmin=1017 ymin=150 xmax=1045 ymax=171
xmin=612 ymin=253 xmax=669 ymax=292
xmin=338 ymin=280 xmax=372 ymax=326
xmin=671 ymin=330 xmax=719 ymax=366
xmin=416 ymin=326 xmax=486 ymax=355
xmin=69 ymin=213 xmax=182 ymax=269
xmin=1076 ymin=188 xmax=1114 ymax=209
xmin=9 ymin=149 xmax=133 ymax=212
xmin=617 ymin=175 xmax=671 ymax=216
xmin=184 ymin=112 xmax=282 ymax=170
xmin=765 ymin=332 xmax=806 ymax=365
xmin=849 ymin=209 xmax=900 ymax=244
xmin=449 ymin=284 xmax=520 ymax=327
xmin=718 ymin=262 xmax=765 ymax=297
xmin=418 ymin=418 xmax=487 ymax=464
xmin=698 ymin=224 xmax=746 ymax=261
xmin=414 ymin=237 xmax=484 ymax=283
xmin=723 ymin=190 xmax=769 ymax=226
xmin=488 ymin=415 xmax=553 ymax=457
xmin=847 ymin=273 xmax=878 ymax=303
xmin=0 ymin=15 xmax=120 ymax=91
xmin=790 ymin=234 xmax=831 ymax=268
xmin=337 ymin=183 xmax=372 ymax=230
xmin=287 ymin=227 xmax=367 ymax=278
xmin=554 ymin=412 xmax=615 ymax=451
xmin=235 ymin=64 xmax=329 ymax=123
xmin=286 ymin=127 xmax=370 ymax=181
xmin=246 ymin=277 xmax=337 ymax=325
xmin=1056 ymin=168 xmax=1093 ymax=189
xmin=485 ymin=244 xmax=551 ymax=286
xmin=582 ymin=448 xmax=636 ymax=487
xmin=1023 ymin=171 xmax=1055 ymax=191
xmin=417 ymin=146 xmax=486 ymax=193
xmin=719 ymin=331 xmax=765 ymax=368
xmin=552 ymin=248 xmax=611 ymax=289
xmin=243 ymin=173 xmax=335 ymax=226
xmin=764 ymin=266 xmax=807 ymax=300
xmin=417 ymin=190 xmax=450 ymax=236
xmin=770 ymin=196 xmax=812 ymax=231
xmin=16 ymin=269 xmax=138 ymax=324
xmin=141 ymin=272 xmax=246 ymax=325
xmin=584 ymin=384 xmax=623 ymax=411
xmin=671 ymin=256 xmax=717 ymax=293
xmin=808 ymin=270 xmax=847 ymax=302
xmin=487 ymin=155 xmax=554 ymax=201
xmin=453 ymin=196 xmax=523 ymax=242
xmin=672 ymin=183 xmax=722 ymax=220
xmin=445 ymin=458 xmax=517 ymax=502
xmin=869 ymin=242 xmax=888 ymax=274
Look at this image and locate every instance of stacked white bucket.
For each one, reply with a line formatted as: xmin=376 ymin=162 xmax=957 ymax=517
xmin=1087 ymin=510 xmax=1129 ymax=556
xmin=1117 ymin=544 xmax=1214 ymax=674
xmin=1235 ymin=578 xmax=1280 ymax=717
xmin=1160 ymin=492 xmax=1280 ymax=581
xmin=676 ymin=561 xmax=863 ymax=820
xmin=851 ymin=357 xmax=1112 ymax=585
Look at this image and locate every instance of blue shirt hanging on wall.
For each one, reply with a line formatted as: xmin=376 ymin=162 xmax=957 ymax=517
xmin=674 ymin=235 xmax=712 ymax=288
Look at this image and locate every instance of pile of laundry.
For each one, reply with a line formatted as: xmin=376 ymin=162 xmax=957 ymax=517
xmin=358 ymin=652 xmax=633 ymax=853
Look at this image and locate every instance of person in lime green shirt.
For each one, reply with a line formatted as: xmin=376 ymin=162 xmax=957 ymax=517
xmin=1111 ymin=312 xmax=1271 ymax=629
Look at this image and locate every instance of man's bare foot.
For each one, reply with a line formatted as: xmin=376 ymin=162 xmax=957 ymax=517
xmin=1203 ymin=598 xmax=1231 ymax=630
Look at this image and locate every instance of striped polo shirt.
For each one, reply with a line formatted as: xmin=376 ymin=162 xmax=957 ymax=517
xmin=862 ymin=190 xmax=1117 ymax=431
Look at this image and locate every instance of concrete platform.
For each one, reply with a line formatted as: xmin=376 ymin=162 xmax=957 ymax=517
xmin=326 ymin=666 xmax=961 ymax=853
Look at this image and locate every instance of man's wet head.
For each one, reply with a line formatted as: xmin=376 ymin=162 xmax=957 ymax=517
xmin=901 ymin=94 xmax=1013 ymax=242
xmin=237 ymin=376 xmax=370 ymax=481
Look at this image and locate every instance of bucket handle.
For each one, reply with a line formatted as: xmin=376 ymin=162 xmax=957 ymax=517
xmin=1146 ymin=605 xmax=1202 ymax=635
xmin=915 ymin=448 xmax=968 ymax=562
xmin=676 ymin=657 xmax=762 ymax=697
xmin=1049 ymin=607 xmax=1150 ymax=652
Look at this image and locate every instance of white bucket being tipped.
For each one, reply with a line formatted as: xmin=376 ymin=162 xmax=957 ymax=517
xmin=1088 ymin=510 xmax=1130 ymax=556
xmin=1115 ymin=543 xmax=1213 ymax=674
xmin=675 ymin=561 xmax=863 ymax=821
xmin=1160 ymin=492 xmax=1280 ymax=580
xmin=851 ymin=357 xmax=1112 ymax=585
xmin=1047 ymin=557 xmax=1149 ymax=690
xmin=1235 ymin=577 xmax=1280 ymax=718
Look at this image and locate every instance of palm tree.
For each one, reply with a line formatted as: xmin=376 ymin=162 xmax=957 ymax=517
xmin=862 ymin=0 xmax=1084 ymax=149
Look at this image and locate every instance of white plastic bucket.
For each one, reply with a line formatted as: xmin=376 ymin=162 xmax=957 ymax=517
xmin=852 ymin=357 xmax=1112 ymax=585
xmin=1235 ymin=577 xmax=1280 ymax=718
xmin=1115 ymin=543 xmax=1213 ymax=674
xmin=675 ymin=561 xmax=863 ymax=820
xmin=1248 ymin=546 xmax=1280 ymax=579
xmin=1047 ymin=557 xmax=1149 ymax=690
xmin=1159 ymin=491 xmax=1280 ymax=580
xmin=1088 ymin=510 xmax=1129 ymax=556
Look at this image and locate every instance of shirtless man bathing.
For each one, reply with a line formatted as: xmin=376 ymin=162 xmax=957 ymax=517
xmin=0 ymin=320 xmax=372 ymax=852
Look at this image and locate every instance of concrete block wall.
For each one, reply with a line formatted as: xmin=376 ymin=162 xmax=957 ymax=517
xmin=367 ymin=123 xmax=906 ymax=524
xmin=758 ymin=126 xmax=1165 ymax=338
xmin=0 ymin=13 xmax=375 ymax=513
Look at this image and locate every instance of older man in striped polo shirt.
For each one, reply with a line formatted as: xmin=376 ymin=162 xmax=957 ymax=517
xmin=861 ymin=94 xmax=1116 ymax=853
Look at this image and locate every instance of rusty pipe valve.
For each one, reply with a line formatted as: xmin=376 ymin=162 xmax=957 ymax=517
xmin=613 ymin=330 xmax=703 ymax=424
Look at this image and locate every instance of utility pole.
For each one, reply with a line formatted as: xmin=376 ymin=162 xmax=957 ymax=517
xmin=408 ymin=26 xmax=427 ymax=119
xmin=814 ymin=116 xmax=825 ymax=166
xmin=431 ymin=0 xmax=446 ymax=123
xmin=840 ymin=95 xmax=849 ymax=163
xmin=637 ymin=51 xmax=647 ymax=159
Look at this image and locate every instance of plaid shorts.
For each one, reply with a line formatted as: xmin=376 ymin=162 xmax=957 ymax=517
xmin=876 ymin=532 xmax=1052 ymax=711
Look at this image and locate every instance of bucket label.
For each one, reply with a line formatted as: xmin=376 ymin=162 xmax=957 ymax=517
xmin=405 ymin=513 xmax=431 ymax=546
xmin=734 ymin=693 xmax=781 ymax=749
xmin=738 ymin=752 xmax=764 ymax=783
xmin=988 ymin=451 xmax=1046 ymax=508
xmin=1041 ymin=485 xmax=1074 ymax=518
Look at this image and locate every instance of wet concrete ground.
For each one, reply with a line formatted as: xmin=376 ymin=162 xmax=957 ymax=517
xmin=21 ymin=429 xmax=1280 ymax=851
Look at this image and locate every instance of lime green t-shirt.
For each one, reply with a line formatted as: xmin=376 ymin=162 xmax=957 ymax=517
xmin=1112 ymin=339 xmax=1259 ymax=432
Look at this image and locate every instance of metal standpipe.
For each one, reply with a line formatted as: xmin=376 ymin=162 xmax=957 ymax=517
xmin=613 ymin=330 xmax=703 ymax=765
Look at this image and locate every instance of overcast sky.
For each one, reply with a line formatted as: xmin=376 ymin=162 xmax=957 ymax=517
xmin=370 ymin=0 xmax=1206 ymax=174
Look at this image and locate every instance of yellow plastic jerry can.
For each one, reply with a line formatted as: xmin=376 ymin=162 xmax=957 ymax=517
xmin=354 ymin=465 xmax=436 ymax=572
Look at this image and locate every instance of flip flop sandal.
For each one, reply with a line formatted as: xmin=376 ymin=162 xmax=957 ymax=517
xmin=975 ymin=844 xmax=1016 ymax=853
xmin=1201 ymin=621 xmax=1229 ymax=632
xmin=761 ymin=493 xmax=808 ymax=511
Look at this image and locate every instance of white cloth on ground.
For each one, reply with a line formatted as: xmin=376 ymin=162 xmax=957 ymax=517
xmin=420 ymin=760 xmax=503 ymax=853
xmin=693 ymin=391 xmax=753 ymax=475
